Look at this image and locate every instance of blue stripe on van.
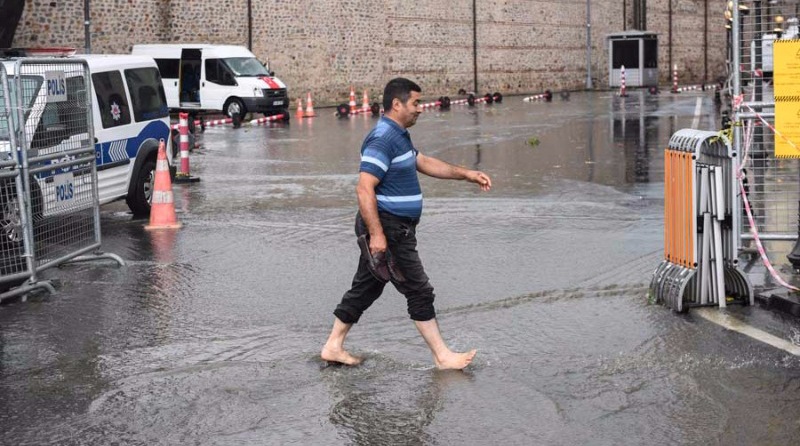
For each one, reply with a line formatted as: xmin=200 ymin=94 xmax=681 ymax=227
xmin=96 ymin=120 xmax=170 ymax=166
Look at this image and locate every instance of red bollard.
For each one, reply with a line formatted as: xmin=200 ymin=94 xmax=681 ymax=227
xmin=671 ymin=64 xmax=680 ymax=93
xmin=619 ymin=65 xmax=628 ymax=97
xmin=173 ymin=112 xmax=200 ymax=183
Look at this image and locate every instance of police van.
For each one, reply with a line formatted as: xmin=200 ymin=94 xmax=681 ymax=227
xmin=131 ymin=44 xmax=289 ymax=119
xmin=0 ymin=50 xmax=172 ymax=218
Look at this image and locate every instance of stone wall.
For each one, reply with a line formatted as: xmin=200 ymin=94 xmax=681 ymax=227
xmin=12 ymin=0 xmax=727 ymax=105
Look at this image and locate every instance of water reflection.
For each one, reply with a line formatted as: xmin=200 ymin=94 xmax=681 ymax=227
xmin=325 ymin=365 xmax=471 ymax=445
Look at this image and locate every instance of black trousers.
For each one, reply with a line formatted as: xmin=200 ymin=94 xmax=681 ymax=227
xmin=334 ymin=212 xmax=436 ymax=323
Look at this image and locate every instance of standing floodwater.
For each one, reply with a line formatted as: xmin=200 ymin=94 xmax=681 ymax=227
xmin=2 ymin=91 xmax=800 ymax=445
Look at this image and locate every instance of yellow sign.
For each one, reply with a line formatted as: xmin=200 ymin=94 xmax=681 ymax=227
xmin=774 ymin=40 xmax=800 ymax=157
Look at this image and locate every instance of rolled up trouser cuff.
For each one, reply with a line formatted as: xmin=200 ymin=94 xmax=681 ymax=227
xmin=334 ymin=307 xmax=361 ymax=324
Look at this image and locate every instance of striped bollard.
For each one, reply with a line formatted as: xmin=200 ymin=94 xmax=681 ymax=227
xmin=671 ymin=64 xmax=679 ymax=93
xmin=173 ymin=112 xmax=200 ymax=183
xmin=619 ymin=65 xmax=628 ymax=97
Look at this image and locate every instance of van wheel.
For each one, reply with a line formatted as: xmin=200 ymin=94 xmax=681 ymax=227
xmin=224 ymin=98 xmax=246 ymax=118
xmin=126 ymin=157 xmax=157 ymax=217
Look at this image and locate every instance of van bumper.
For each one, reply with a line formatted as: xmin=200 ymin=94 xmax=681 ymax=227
xmin=243 ymin=96 xmax=289 ymax=114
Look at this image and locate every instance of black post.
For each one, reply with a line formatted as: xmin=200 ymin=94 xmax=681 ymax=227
xmin=473 ymin=0 xmax=478 ymax=95
xmin=623 ymin=0 xmax=626 ymax=31
xmin=703 ymin=0 xmax=708 ymax=83
xmin=84 ymin=0 xmax=91 ymax=54
xmin=247 ymin=0 xmax=253 ymax=51
xmin=668 ymin=0 xmax=672 ymax=75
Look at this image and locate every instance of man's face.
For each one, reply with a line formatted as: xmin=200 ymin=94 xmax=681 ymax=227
xmin=394 ymin=91 xmax=422 ymax=128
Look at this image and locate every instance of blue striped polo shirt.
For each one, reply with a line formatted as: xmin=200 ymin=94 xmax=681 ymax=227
xmin=359 ymin=117 xmax=422 ymax=219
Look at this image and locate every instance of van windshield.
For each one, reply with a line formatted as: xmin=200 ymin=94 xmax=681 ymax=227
xmin=223 ymin=58 xmax=270 ymax=77
xmin=0 ymin=75 xmax=43 ymax=141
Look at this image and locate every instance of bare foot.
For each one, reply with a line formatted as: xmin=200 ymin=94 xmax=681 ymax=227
xmin=321 ymin=346 xmax=363 ymax=366
xmin=434 ymin=349 xmax=477 ymax=370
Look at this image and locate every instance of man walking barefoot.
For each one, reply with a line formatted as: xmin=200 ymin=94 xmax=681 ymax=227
xmin=321 ymin=78 xmax=492 ymax=370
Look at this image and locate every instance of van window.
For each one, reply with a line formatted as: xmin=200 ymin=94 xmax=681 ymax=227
xmin=205 ymin=59 xmax=236 ymax=86
xmin=30 ymin=76 xmax=88 ymax=150
xmin=224 ymin=57 xmax=269 ymax=76
xmin=154 ymin=58 xmax=180 ymax=79
xmin=124 ymin=67 xmax=169 ymax=122
xmin=0 ymin=76 xmax=41 ymax=141
xmin=92 ymin=71 xmax=131 ymax=129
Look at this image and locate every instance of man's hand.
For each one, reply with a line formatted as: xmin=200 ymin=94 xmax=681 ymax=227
xmin=369 ymin=232 xmax=387 ymax=255
xmin=466 ymin=170 xmax=492 ymax=191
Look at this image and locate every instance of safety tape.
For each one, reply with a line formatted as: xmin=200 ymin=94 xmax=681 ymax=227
xmin=734 ymin=94 xmax=800 ymax=291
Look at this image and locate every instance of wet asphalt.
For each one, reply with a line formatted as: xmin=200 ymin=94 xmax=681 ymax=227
xmin=2 ymin=90 xmax=800 ymax=445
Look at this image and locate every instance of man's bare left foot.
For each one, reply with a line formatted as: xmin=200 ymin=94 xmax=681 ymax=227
xmin=321 ymin=346 xmax=363 ymax=366
xmin=434 ymin=349 xmax=477 ymax=370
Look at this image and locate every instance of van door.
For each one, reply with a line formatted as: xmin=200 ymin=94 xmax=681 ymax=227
xmin=179 ymin=48 xmax=201 ymax=109
xmin=202 ymin=58 xmax=237 ymax=112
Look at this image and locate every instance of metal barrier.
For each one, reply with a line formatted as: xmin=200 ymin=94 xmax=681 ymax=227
xmin=730 ymin=1 xmax=798 ymax=241
xmin=650 ymin=130 xmax=753 ymax=312
xmin=0 ymin=58 xmax=122 ymax=302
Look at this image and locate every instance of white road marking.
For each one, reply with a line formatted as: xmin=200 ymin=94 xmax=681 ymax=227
xmin=694 ymin=307 xmax=800 ymax=356
xmin=691 ymin=97 xmax=703 ymax=129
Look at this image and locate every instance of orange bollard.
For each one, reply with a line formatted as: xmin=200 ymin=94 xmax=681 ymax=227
xmin=304 ymin=92 xmax=316 ymax=117
xmin=145 ymin=139 xmax=182 ymax=230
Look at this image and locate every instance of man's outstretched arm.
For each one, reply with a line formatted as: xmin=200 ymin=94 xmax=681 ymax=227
xmin=416 ymin=153 xmax=492 ymax=191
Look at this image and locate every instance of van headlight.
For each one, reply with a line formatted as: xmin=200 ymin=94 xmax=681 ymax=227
xmin=254 ymin=88 xmax=264 ymax=97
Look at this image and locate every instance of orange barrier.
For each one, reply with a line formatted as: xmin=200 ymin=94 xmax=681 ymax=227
xmin=145 ymin=140 xmax=182 ymax=230
xmin=663 ymin=149 xmax=697 ymax=268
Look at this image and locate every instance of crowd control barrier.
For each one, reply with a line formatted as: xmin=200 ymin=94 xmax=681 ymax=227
xmin=650 ymin=129 xmax=753 ymax=312
xmin=0 ymin=58 xmax=122 ymax=301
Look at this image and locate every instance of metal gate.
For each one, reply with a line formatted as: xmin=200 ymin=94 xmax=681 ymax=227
xmin=0 ymin=57 xmax=121 ymax=301
xmin=730 ymin=1 xmax=799 ymax=242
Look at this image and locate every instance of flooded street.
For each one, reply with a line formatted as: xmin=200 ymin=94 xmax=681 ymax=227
xmin=3 ymin=91 xmax=800 ymax=444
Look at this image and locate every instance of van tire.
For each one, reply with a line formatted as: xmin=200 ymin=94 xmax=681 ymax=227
xmin=126 ymin=157 xmax=157 ymax=217
xmin=224 ymin=98 xmax=246 ymax=119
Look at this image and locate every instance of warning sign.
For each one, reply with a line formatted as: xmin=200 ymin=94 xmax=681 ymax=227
xmin=773 ymin=40 xmax=800 ymax=157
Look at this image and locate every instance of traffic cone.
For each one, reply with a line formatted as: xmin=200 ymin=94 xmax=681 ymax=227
xmin=304 ymin=92 xmax=316 ymax=117
xmin=362 ymin=90 xmax=370 ymax=111
xmin=349 ymin=86 xmax=357 ymax=114
xmin=145 ymin=139 xmax=182 ymax=230
xmin=296 ymin=98 xmax=304 ymax=118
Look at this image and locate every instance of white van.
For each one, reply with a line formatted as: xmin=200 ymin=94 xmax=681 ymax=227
xmin=131 ymin=44 xmax=289 ymax=119
xmin=0 ymin=52 xmax=172 ymax=217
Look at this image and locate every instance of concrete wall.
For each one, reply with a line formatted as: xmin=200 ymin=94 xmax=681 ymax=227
xmin=12 ymin=0 xmax=727 ymax=105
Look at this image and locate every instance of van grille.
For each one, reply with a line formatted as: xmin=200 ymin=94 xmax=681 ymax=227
xmin=264 ymin=88 xmax=287 ymax=98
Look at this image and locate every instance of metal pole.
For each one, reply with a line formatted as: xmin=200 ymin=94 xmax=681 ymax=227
xmin=668 ymin=0 xmax=673 ymax=76
xmin=586 ymin=0 xmax=593 ymax=89
xmin=704 ymin=0 xmax=708 ymax=83
xmin=623 ymin=0 xmax=626 ymax=31
xmin=473 ymin=0 xmax=478 ymax=95
xmin=83 ymin=0 xmax=91 ymax=54
xmin=247 ymin=0 xmax=253 ymax=51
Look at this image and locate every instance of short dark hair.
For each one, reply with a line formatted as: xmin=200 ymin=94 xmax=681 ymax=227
xmin=383 ymin=78 xmax=421 ymax=111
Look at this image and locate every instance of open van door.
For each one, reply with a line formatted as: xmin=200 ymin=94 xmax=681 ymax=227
xmin=179 ymin=48 xmax=201 ymax=109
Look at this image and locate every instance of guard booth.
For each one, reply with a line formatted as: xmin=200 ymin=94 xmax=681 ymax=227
xmin=607 ymin=31 xmax=658 ymax=88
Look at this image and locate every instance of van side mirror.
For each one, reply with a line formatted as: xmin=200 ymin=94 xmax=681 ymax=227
xmin=269 ymin=70 xmax=275 ymax=77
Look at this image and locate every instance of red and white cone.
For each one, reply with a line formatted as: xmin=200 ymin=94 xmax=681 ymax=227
xmin=362 ymin=90 xmax=370 ymax=112
xmin=145 ymin=140 xmax=182 ymax=230
xmin=304 ymin=92 xmax=316 ymax=117
xmin=296 ymin=98 xmax=304 ymax=118
xmin=174 ymin=112 xmax=200 ymax=183
xmin=349 ymin=86 xmax=357 ymax=114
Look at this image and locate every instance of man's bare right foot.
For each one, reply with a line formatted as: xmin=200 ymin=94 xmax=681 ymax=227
xmin=434 ymin=349 xmax=477 ymax=370
xmin=321 ymin=346 xmax=363 ymax=366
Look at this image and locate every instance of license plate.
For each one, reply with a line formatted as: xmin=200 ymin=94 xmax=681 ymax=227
xmin=273 ymin=100 xmax=284 ymax=106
